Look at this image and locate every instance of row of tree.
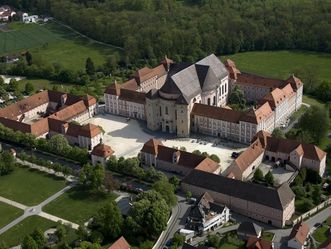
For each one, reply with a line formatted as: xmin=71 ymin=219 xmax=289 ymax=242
xmin=0 ymin=124 xmax=89 ymax=164
xmin=5 ymin=0 xmax=331 ymax=64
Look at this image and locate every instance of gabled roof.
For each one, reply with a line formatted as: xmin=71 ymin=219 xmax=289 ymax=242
xmin=289 ymin=222 xmax=309 ymax=246
xmin=105 ymin=83 xmax=121 ymax=96
xmin=233 ymin=139 xmax=265 ymax=173
xmin=286 ymin=75 xmax=303 ymax=91
xmin=140 ymin=138 xmax=163 ymax=155
xmin=238 ymin=222 xmax=262 ymax=237
xmin=263 ymin=88 xmax=287 ymax=108
xmin=108 ymin=236 xmax=130 ymax=249
xmin=182 ymin=170 xmax=295 ymax=210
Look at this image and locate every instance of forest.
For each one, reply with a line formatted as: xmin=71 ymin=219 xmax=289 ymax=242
xmin=5 ymin=0 xmax=331 ymax=64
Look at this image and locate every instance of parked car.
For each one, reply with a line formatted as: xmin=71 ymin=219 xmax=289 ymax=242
xmin=231 ymin=152 xmax=239 ymax=158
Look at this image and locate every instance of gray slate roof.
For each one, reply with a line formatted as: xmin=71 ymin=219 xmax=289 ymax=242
xmin=182 ymin=170 xmax=295 ymax=210
xmin=160 ymin=54 xmax=228 ymax=103
xmin=237 ymin=221 xmax=262 ymax=236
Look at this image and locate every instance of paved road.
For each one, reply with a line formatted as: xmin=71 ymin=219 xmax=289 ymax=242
xmin=0 ymin=196 xmax=27 ymax=210
xmin=158 ymin=193 xmax=191 ymax=248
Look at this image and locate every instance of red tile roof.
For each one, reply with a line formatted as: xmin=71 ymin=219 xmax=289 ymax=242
xmin=140 ymin=138 xmax=163 ymax=155
xmin=289 ymin=222 xmax=309 ymax=246
xmin=246 ymin=236 xmax=273 ymax=249
xmin=92 ymin=143 xmax=114 ymax=157
xmin=286 ymin=75 xmax=303 ymax=91
xmin=236 ymin=72 xmax=285 ymax=88
xmin=108 ymin=236 xmax=130 ymax=249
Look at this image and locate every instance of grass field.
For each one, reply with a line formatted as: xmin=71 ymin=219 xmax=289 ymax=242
xmin=226 ymin=50 xmax=331 ymax=82
xmin=0 ymin=166 xmax=66 ymax=206
xmin=43 ymin=186 xmax=116 ymax=224
xmin=0 ymin=202 xmax=23 ymax=228
xmin=0 ymin=22 xmax=121 ymax=71
xmin=0 ymin=216 xmax=56 ymax=246
xmin=17 ymin=78 xmax=75 ymax=92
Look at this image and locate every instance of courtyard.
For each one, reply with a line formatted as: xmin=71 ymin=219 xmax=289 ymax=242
xmin=83 ymin=114 xmax=247 ymax=170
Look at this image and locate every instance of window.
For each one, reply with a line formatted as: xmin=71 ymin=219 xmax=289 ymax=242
xmin=213 ymin=96 xmax=216 ymax=105
xmin=159 ymin=106 xmax=162 ymax=116
xmin=208 ymin=98 xmax=211 ymax=105
xmin=165 ymin=106 xmax=168 ymax=115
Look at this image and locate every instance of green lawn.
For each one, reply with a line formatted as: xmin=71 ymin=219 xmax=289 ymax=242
xmin=302 ymin=95 xmax=325 ymax=108
xmin=17 ymin=78 xmax=74 ymax=92
xmin=313 ymin=225 xmax=329 ymax=243
xmin=0 ymin=216 xmax=77 ymax=247
xmin=0 ymin=216 xmax=55 ymax=246
xmin=43 ymin=186 xmax=116 ymax=224
xmin=0 ymin=21 xmax=121 ymax=71
xmin=226 ymin=50 xmax=331 ymax=82
xmin=0 ymin=166 xmax=66 ymax=206
xmin=0 ymin=202 xmax=23 ymax=228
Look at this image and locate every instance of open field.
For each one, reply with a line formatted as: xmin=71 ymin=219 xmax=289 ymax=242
xmin=0 ymin=166 xmax=66 ymax=206
xmin=43 ymin=186 xmax=116 ymax=224
xmin=0 ymin=22 xmax=121 ymax=71
xmin=0 ymin=202 xmax=23 ymax=228
xmin=226 ymin=50 xmax=331 ymax=82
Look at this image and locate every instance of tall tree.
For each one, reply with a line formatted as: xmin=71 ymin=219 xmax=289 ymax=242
xmin=25 ymin=51 xmax=33 ymax=66
xmin=85 ymin=57 xmax=95 ymax=76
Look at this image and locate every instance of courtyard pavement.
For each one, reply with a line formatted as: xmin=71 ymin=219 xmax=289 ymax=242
xmin=83 ymin=114 xmax=247 ymax=170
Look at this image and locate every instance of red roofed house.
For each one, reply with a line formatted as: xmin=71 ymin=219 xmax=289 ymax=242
xmin=91 ymin=142 xmax=114 ymax=166
xmin=108 ymin=236 xmax=130 ymax=249
xmin=140 ymin=138 xmax=220 ymax=176
xmin=287 ymin=222 xmax=309 ymax=249
xmin=246 ymin=236 xmax=273 ymax=249
xmin=0 ymin=90 xmax=101 ymax=150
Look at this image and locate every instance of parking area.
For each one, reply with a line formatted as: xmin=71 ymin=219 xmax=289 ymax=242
xmin=83 ymin=114 xmax=247 ymax=170
xmin=258 ymin=161 xmax=296 ymax=186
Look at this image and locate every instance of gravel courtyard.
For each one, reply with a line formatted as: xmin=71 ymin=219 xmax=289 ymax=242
xmin=84 ymin=114 xmax=247 ymax=170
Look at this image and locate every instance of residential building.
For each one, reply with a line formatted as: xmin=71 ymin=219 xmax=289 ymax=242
xmin=91 ymin=142 xmax=114 ymax=166
xmin=0 ymin=5 xmax=16 ymax=21
xmin=0 ymin=90 xmax=101 ymax=150
xmin=186 ymin=192 xmax=230 ymax=233
xmin=104 ymin=55 xmax=303 ymax=144
xmin=246 ymin=236 xmax=273 ymax=249
xmin=22 ymin=13 xmax=39 ymax=23
xmin=255 ymin=131 xmax=326 ymax=176
xmin=287 ymin=222 xmax=309 ymax=249
xmin=108 ymin=236 xmax=130 ymax=249
xmin=181 ymin=170 xmax=295 ymax=227
xmin=226 ymin=131 xmax=327 ymax=180
xmin=140 ymin=138 xmax=221 ymax=176
xmin=237 ymin=222 xmax=262 ymax=240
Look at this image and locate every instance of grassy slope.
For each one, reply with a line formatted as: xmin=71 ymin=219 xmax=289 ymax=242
xmin=43 ymin=187 xmax=116 ymax=224
xmin=0 ymin=166 xmax=66 ymax=206
xmin=0 ymin=22 xmax=120 ymax=71
xmin=17 ymin=78 xmax=74 ymax=92
xmin=225 ymin=50 xmax=331 ymax=82
xmin=0 ymin=202 xmax=23 ymax=228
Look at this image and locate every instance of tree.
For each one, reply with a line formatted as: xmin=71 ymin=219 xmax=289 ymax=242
xmin=79 ymin=163 xmax=105 ymax=191
xmin=305 ymin=168 xmax=322 ymax=184
xmin=171 ymin=233 xmax=185 ymax=248
xmin=0 ymin=151 xmax=15 ymax=176
xmin=152 ymin=179 xmax=177 ymax=207
xmin=26 ymin=51 xmax=33 ymax=66
xmin=192 ymin=150 xmax=201 ymax=155
xmin=209 ymin=154 xmax=220 ymax=163
xmin=94 ymin=201 xmax=123 ymax=239
xmin=128 ymin=190 xmax=170 ymax=239
xmin=56 ymin=223 xmax=67 ymax=243
xmin=48 ymin=134 xmax=70 ymax=155
xmin=25 ymin=82 xmax=35 ymax=94
xmin=297 ymin=106 xmax=329 ymax=145
xmin=169 ymin=176 xmax=180 ymax=190
xmin=22 ymin=235 xmax=38 ymax=249
xmin=31 ymin=229 xmax=45 ymax=249
xmin=253 ymin=169 xmax=264 ymax=182
xmin=264 ymin=171 xmax=274 ymax=186
xmin=76 ymin=241 xmax=102 ymax=249
xmin=85 ymin=58 xmax=95 ymax=76
xmin=8 ymin=79 xmax=19 ymax=92
xmin=185 ymin=191 xmax=192 ymax=199
xmin=272 ymin=128 xmax=285 ymax=139
xmin=228 ymin=86 xmax=246 ymax=110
